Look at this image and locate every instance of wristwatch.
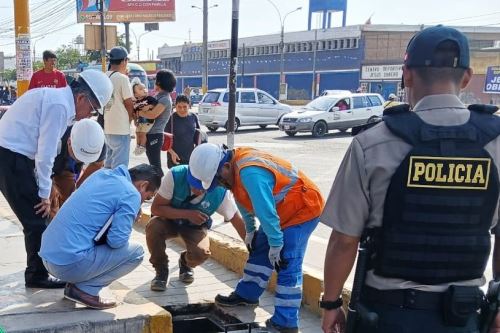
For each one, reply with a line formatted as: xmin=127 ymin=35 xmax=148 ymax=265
xmin=319 ymin=295 xmax=343 ymax=310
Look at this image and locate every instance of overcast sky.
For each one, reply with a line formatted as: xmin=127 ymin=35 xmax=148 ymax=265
xmin=1 ymin=0 xmax=500 ymax=60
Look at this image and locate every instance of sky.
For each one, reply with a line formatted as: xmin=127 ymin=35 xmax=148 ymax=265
xmin=1 ymin=0 xmax=500 ymax=61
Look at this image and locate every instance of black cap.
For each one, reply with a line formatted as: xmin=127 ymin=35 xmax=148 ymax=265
xmin=404 ymin=25 xmax=470 ymax=69
xmin=108 ymin=46 xmax=129 ymax=61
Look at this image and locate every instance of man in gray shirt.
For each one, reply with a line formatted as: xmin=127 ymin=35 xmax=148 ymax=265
xmin=321 ymin=25 xmax=500 ymax=333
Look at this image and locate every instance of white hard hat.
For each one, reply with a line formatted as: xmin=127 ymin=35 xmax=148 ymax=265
xmin=388 ymin=93 xmax=398 ymax=100
xmin=70 ymin=119 xmax=105 ymax=164
xmin=188 ymin=143 xmax=226 ymax=190
xmin=79 ymin=69 xmax=113 ymax=111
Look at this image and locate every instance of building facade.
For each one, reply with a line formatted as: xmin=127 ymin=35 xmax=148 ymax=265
xmin=158 ymin=24 xmax=500 ymax=102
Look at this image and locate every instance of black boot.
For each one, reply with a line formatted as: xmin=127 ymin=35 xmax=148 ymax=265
xmin=178 ymin=253 xmax=194 ymax=284
xmin=150 ymin=265 xmax=169 ymax=291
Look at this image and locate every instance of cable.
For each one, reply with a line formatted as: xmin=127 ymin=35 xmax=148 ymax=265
xmin=425 ymin=12 xmax=500 ymax=25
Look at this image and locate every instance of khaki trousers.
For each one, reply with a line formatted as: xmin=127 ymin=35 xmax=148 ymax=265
xmin=145 ymin=217 xmax=211 ymax=271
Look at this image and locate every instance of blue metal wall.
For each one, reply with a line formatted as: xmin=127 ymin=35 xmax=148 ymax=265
xmin=319 ymin=71 xmax=359 ymax=92
xmin=257 ymin=74 xmax=280 ymax=99
xmin=208 ymin=76 xmax=228 ymax=89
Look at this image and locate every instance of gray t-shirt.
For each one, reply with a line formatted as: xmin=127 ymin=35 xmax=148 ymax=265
xmin=149 ymin=91 xmax=172 ymax=134
xmin=321 ymin=94 xmax=500 ymax=292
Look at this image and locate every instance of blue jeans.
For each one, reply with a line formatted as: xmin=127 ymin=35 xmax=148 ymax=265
xmin=235 ymin=217 xmax=319 ymax=328
xmin=104 ymin=134 xmax=131 ymax=169
xmin=43 ymin=242 xmax=144 ymax=296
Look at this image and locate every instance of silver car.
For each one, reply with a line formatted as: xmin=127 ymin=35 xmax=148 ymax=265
xmin=198 ymin=88 xmax=292 ymax=132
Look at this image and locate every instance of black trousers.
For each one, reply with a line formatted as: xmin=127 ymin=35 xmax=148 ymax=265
xmin=146 ymin=133 xmax=164 ymax=176
xmin=356 ymin=299 xmax=480 ymax=333
xmin=0 ymin=147 xmax=48 ymax=282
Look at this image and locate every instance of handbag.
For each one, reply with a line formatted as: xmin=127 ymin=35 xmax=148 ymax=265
xmin=161 ymin=107 xmax=174 ymax=151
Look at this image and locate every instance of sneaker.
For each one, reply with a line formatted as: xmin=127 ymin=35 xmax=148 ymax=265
xmin=150 ymin=266 xmax=169 ymax=292
xmin=265 ymin=319 xmax=299 ymax=333
xmin=178 ymin=254 xmax=194 ymax=284
xmin=133 ymin=145 xmax=146 ymax=156
xmin=215 ymin=292 xmax=259 ymax=307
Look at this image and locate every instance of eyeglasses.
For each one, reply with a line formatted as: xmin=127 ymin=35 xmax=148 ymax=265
xmin=85 ymin=94 xmax=101 ymax=116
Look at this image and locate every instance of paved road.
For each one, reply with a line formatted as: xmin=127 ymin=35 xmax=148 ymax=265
xmin=130 ymin=123 xmax=353 ymax=275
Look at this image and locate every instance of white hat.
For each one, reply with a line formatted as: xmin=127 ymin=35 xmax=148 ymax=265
xmin=388 ymin=93 xmax=398 ymax=100
xmin=70 ymin=119 xmax=105 ymax=164
xmin=188 ymin=143 xmax=226 ymax=190
xmin=79 ymin=69 xmax=113 ymax=111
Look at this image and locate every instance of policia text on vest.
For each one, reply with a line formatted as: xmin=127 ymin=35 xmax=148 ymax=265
xmin=408 ymin=156 xmax=490 ymax=190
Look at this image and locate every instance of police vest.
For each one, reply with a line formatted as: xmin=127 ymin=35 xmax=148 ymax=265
xmin=374 ymin=104 xmax=500 ymax=285
xmin=171 ymin=165 xmax=227 ymax=228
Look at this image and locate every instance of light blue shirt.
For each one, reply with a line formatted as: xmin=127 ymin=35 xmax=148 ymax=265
xmin=0 ymin=87 xmax=75 ymax=199
xmin=239 ymin=166 xmax=283 ymax=247
xmin=40 ymin=165 xmax=141 ymax=265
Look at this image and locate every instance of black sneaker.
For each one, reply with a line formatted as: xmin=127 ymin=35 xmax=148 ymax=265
xmin=265 ymin=319 xmax=299 ymax=333
xmin=215 ymin=292 xmax=259 ymax=307
xmin=150 ymin=267 xmax=169 ymax=291
xmin=178 ymin=255 xmax=194 ymax=284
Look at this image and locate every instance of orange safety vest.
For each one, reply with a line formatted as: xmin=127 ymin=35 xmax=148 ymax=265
xmin=231 ymin=147 xmax=324 ymax=229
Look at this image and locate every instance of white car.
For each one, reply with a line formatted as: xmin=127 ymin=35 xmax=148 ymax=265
xmin=198 ymin=88 xmax=292 ymax=132
xmin=279 ymin=93 xmax=385 ymax=137
xmin=321 ymin=89 xmax=352 ymax=96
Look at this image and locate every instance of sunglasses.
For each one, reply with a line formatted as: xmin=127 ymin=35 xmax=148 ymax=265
xmin=85 ymin=94 xmax=101 ymax=115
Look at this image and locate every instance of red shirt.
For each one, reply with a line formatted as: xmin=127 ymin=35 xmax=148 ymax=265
xmin=28 ymin=70 xmax=67 ymax=89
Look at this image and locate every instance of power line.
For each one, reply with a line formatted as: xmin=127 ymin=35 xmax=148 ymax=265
xmin=425 ymin=12 xmax=500 ymax=25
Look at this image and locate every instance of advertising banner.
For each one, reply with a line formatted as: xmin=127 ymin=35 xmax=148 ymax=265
xmin=76 ymin=0 xmax=176 ymax=23
xmin=484 ymin=66 xmax=500 ymax=94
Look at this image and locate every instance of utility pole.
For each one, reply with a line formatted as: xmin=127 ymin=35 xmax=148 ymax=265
xmin=124 ymin=22 xmax=130 ymax=53
xmin=14 ymin=0 xmax=31 ymax=97
xmin=240 ymin=43 xmax=245 ymax=88
xmin=311 ymin=28 xmax=318 ymax=99
xmin=98 ymin=0 xmax=106 ymax=72
xmin=227 ymin=0 xmax=239 ymax=149
xmin=202 ymin=0 xmax=208 ymax=94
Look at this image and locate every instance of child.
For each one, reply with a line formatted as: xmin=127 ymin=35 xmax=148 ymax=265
xmin=132 ymin=82 xmax=157 ymax=155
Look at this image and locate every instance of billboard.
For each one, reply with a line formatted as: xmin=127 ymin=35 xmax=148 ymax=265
xmin=484 ymin=66 xmax=500 ymax=94
xmin=76 ymin=0 xmax=176 ymax=23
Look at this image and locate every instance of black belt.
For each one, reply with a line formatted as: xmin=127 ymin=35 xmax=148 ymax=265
xmin=363 ymin=286 xmax=446 ymax=310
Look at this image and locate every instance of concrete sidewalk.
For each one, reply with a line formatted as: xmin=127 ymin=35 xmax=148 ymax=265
xmin=0 ymin=195 xmax=322 ymax=332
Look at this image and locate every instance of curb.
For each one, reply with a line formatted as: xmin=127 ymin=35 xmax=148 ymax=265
xmin=137 ymin=212 xmax=351 ymax=316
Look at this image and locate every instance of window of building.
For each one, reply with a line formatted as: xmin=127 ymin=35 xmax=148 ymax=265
xmin=297 ymin=43 xmax=302 ymax=52
xmin=353 ymin=39 xmax=358 ymax=48
xmin=340 ymin=39 xmax=344 ymax=49
xmin=346 ymin=39 xmax=351 ymax=48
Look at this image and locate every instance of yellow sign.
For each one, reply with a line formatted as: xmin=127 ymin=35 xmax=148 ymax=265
xmin=407 ymin=156 xmax=491 ymax=190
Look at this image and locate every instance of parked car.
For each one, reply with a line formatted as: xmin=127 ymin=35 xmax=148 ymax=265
xmin=198 ymin=88 xmax=292 ymax=132
xmin=189 ymin=87 xmax=204 ymax=104
xmin=279 ymin=93 xmax=385 ymax=137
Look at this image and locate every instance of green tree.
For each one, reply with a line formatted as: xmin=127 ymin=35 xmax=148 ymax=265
xmin=33 ymin=60 xmax=44 ymax=70
xmin=3 ymin=69 xmax=17 ymax=83
xmin=55 ymin=45 xmax=86 ymax=70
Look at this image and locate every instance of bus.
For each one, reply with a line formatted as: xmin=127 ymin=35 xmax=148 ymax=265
xmin=84 ymin=63 xmax=148 ymax=87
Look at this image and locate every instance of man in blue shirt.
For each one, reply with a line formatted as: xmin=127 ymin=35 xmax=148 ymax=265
xmin=0 ymin=70 xmax=113 ymax=289
xmin=40 ymin=164 xmax=161 ymax=309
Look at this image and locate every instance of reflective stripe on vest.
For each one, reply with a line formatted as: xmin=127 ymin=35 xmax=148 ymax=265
xmin=236 ymin=156 xmax=299 ymax=204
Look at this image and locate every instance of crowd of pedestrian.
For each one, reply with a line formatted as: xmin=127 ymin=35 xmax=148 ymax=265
xmin=2 ymin=25 xmax=500 ymax=333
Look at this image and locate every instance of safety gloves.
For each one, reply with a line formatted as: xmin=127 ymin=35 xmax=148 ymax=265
xmin=269 ymin=245 xmax=288 ymax=272
xmin=245 ymin=230 xmax=256 ymax=253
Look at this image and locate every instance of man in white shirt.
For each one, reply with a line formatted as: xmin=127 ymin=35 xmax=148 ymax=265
xmin=0 ymin=70 xmax=113 ymax=289
xmin=145 ymin=164 xmax=246 ymax=291
xmin=103 ymin=46 xmax=135 ymax=169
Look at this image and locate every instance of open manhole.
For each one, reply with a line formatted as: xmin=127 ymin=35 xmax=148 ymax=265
xmin=165 ymin=303 xmax=267 ymax=332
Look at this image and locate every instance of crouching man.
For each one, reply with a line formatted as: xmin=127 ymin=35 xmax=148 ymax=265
xmin=146 ymin=164 xmax=246 ymax=291
xmin=39 ymin=164 xmax=162 ymax=309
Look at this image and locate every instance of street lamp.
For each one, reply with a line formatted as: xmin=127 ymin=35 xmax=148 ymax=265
xmin=131 ymin=29 xmax=151 ymax=61
xmin=191 ymin=3 xmax=218 ymax=94
xmin=32 ymin=36 xmax=45 ymax=63
xmin=266 ymin=1 xmax=302 ymax=100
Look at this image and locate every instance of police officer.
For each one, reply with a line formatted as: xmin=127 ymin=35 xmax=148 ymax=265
xmin=320 ymin=25 xmax=500 ymax=333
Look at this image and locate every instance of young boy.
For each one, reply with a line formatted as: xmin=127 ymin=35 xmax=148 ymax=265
xmin=133 ymin=82 xmax=158 ymax=155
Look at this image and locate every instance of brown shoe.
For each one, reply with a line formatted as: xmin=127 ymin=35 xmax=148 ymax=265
xmin=64 ymin=283 xmax=117 ymax=310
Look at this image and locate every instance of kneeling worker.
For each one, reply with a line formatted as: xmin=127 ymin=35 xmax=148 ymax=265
xmin=146 ymin=164 xmax=246 ymax=291
xmin=189 ymin=143 xmax=324 ymax=333
xmin=40 ymin=163 xmax=162 ymax=309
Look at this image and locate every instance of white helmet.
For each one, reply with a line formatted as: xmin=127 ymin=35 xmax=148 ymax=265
xmin=79 ymin=69 xmax=113 ymax=111
xmin=70 ymin=119 xmax=105 ymax=164
xmin=388 ymin=93 xmax=398 ymax=101
xmin=188 ymin=143 xmax=226 ymax=190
